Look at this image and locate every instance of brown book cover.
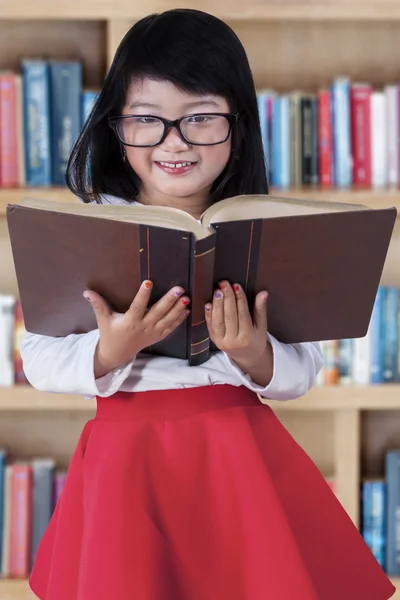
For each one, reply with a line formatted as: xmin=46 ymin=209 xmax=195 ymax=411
xmin=6 ymin=194 xmax=397 ymax=366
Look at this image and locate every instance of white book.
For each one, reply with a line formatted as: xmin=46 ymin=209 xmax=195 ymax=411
xmin=371 ymin=91 xmax=387 ymax=188
xmin=352 ymin=327 xmax=372 ymax=385
xmin=0 ymin=295 xmax=16 ymax=387
xmin=384 ymin=85 xmax=399 ymax=188
xmin=1 ymin=465 xmax=12 ymax=577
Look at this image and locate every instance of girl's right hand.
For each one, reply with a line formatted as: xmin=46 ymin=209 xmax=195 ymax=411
xmin=83 ymin=281 xmax=191 ymax=378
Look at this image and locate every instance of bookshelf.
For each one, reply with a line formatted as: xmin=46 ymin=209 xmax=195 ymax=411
xmin=0 ymin=1 xmax=399 ymax=598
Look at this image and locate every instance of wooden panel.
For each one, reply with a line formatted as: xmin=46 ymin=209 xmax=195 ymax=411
xmin=0 ymin=20 xmax=106 ymax=87
xmin=272 ymin=410 xmax=334 ymax=476
xmin=0 ymin=580 xmax=35 ymax=600
xmin=0 ymin=410 xmax=92 ymax=469
xmin=229 ymin=19 xmax=400 ymax=91
xmin=361 ymin=410 xmax=400 ymax=478
xmin=107 ymin=19 xmax=132 ymax=68
xmin=0 ymin=1 xmax=400 ymax=21
xmin=334 ymin=409 xmax=360 ymax=525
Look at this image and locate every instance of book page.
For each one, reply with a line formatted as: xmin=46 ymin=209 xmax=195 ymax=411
xmin=9 ymin=197 xmax=211 ymax=239
xmin=202 ymin=193 xmax=369 ymax=228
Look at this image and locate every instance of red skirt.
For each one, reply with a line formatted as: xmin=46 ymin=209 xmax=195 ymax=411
xmin=29 ymin=385 xmax=395 ymax=600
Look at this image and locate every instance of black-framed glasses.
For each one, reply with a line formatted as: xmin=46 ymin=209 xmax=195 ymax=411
xmin=108 ymin=112 xmax=239 ymax=147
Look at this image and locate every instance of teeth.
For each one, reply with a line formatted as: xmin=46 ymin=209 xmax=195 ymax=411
xmin=159 ymin=161 xmax=193 ymax=168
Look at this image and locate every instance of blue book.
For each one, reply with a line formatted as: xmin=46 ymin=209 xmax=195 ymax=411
xmin=257 ymin=93 xmax=269 ymax=176
xmin=22 ymin=59 xmax=51 ymax=186
xmin=386 ymin=451 xmax=400 ymax=575
xmin=370 ymin=286 xmax=384 ymax=384
xmin=49 ymin=61 xmax=82 ymax=185
xmin=332 ymin=78 xmax=352 ymax=188
xmin=81 ymin=89 xmax=98 ymax=128
xmin=382 ymin=286 xmax=399 ymax=382
xmin=362 ymin=479 xmax=386 ymax=569
xmin=271 ymin=96 xmax=290 ymax=189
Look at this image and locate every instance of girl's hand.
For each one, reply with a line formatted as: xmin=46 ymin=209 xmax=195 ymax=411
xmin=205 ymin=281 xmax=269 ymax=367
xmin=83 ymin=281 xmax=191 ymax=378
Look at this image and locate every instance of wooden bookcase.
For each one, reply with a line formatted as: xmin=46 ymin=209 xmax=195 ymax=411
xmin=0 ymin=1 xmax=399 ymax=597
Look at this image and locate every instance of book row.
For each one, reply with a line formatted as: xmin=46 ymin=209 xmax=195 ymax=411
xmin=0 ymin=295 xmax=27 ymax=387
xmin=257 ymin=78 xmax=399 ymax=190
xmin=316 ymin=286 xmax=400 ymax=386
xmin=362 ymin=450 xmax=400 ymax=576
xmin=0 ymin=452 xmax=66 ymax=578
xmin=0 ymin=60 xmax=98 ymax=188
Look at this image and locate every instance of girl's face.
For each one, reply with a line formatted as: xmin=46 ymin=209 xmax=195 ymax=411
xmin=122 ymin=78 xmax=232 ymax=212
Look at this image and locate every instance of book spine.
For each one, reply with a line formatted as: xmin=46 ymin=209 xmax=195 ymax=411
xmin=386 ymin=451 xmax=400 ymax=575
xmin=310 ymin=95 xmax=319 ymax=186
xmin=53 ymin=472 xmax=67 ymax=511
xmin=9 ymin=463 xmax=32 ymax=578
xmin=371 ymin=91 xmax=387 ymax=189
xmin=257 ymin=93 xmax=269 ymax=174
xmin=81 ymin=89 xmax=98 ymax=128
xmin=1 ymin=465 xmax=12 ymax=577
xmin=350 ymin=84 xmax=372 ymax=188
xmin=332 ymin=77 xmax=352 ymax=188
xmin=31 ymin=459 xmax=55 ymax=567
xmin=338 ymin=339 xmax=353 ymax=385
xmin=0 ymin=73 xmax=18 ymax=187
xmin=188 ymin=234 xmax=216 ymax=366
xmin=385 ymin=85 xmax=399 ymax=188
xmin=22 ymin=59 xmax=51 ymax=186
xmin=49 ymin=61 xmax=82 ymax=185
xmin=301 ymin=96 xmax=313 ymax=185
xmin=382 ymin=286 xmax=399 ymax=382
xmin=0 ymin=295 xmax=16 ymax=387
xmin=361 ymin=479 xmax=386 ymax=569
xmin=370 ymin=286 xmax=384 ymax=384
xmin=280 ymin=95 xmax=290 ymax=188
xmin=318 ymin=89 xmax=333 ymax=188
xmin=14 ymin=300 xmax=28 ymax=384
xmin=0 ymin=450 xmax=6 ymax=573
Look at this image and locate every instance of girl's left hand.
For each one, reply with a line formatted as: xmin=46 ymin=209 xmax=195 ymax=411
xmin=204 ymin=280 xmax=269 ymax=366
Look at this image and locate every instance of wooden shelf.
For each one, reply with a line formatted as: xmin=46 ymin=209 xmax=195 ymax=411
xmin=0 ymin=577 xmax=398 ymax=600
xmin=0 ymin=1 xmax=399 ymax=21
xmin=0 ymin=384 xmax=398 ymax=412
xmin=1 ymin=187 xmax=400 ymax=216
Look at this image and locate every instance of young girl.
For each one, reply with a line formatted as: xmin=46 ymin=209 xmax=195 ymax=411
xmin=21 ymin=9 xmax=394 ymax=600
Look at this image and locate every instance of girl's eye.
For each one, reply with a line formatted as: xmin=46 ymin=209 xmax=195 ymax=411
xmin=135 ymin=117 xmax=159 ymax=125
xmin=187 ymin=115 xmax=212 ymax=124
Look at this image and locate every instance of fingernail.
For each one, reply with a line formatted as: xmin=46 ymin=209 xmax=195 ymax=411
xmin=205 ymin=304 xmax=212 ymax=312
xmin=83 ymin=292 xmax=91 ymax=301
xmin=181 ymin=298 xmax=190 ymax=306
xmin=263 ymin=292 xmax=268 ymax=302
xmin=233 ymin=284 xmax=240 ymax=293
xmin=218 ymin=281 xmax=226 ymax=290
xmin=144 ymin=281 xmax=152 ymax=289
xmin=184 ymin=310 xmax=190 ymax=317
xmin=174 ymin=288 xmax=184 ymax=297
xmin=215 ymin=291 xmax=222 ymax=299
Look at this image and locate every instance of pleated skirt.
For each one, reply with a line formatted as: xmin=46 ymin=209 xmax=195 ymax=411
xmin=29 ymin=384 xmax=395 ymax=600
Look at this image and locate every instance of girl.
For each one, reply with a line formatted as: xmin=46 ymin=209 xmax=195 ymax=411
xmin=21 ymin=9 xmax=394 ymax=600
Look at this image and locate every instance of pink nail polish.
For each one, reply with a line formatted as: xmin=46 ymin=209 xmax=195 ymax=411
xmin=205 ymin=305 xmax=211 ymax=312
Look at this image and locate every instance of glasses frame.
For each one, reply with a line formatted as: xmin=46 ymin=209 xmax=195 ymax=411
xmin=108 ymin=112 xmax=240 ymax=147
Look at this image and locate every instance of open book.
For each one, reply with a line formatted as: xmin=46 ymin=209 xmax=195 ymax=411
xmin=6 ymin=194 xmax=397 ymax=366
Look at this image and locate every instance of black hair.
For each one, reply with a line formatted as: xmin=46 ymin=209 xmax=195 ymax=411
xmin=66 ymin=8 xmax=269 ymax=203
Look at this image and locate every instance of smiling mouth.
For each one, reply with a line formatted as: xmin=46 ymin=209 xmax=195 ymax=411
xmin=156 ymin=161 xmax=197 ymax=169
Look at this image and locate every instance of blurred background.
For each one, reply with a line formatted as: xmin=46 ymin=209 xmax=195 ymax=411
xmin=0 ymin=1 xmax=399 ymax=598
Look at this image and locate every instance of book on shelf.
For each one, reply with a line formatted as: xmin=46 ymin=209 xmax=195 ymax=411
xmin=6 ymin=193 xmax=397 ymax=366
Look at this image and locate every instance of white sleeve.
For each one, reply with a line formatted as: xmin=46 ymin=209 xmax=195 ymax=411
xmin=223 ymin=333 xmax=323 ymax=401
xmin=20 ymin=330 xmax=135 ymax=398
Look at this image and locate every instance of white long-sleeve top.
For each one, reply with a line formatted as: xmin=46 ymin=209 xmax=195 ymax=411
xmin=19 ymin=194 xmax=323 ymax=401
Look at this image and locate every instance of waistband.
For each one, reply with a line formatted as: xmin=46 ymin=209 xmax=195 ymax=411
xmin=95 ymin=384 xmax=261 ymax=420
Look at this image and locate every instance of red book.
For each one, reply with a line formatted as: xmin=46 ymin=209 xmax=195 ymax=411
xmin=317 ymin=89 xmax=333 ymax=188
xmin=0 ymin=73 xmax=19 ymax=187
xmin=9 ymin=463 xmax=32 ymax=577
xmin=350 ymin=84 xmax=372 ymax=188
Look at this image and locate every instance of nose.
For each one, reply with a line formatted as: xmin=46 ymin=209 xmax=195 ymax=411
xmin=160 ymin=126 xmax=190 ymax=150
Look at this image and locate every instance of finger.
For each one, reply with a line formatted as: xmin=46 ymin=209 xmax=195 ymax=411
xmin=232 ymin=283 xmax=253 ymax=332
xmin=83 ymin=290 xmax=112 ymax=326
xmin=145 ymin=285 xmax=186 ymax=325
xmin=125 ymin=280 xmax=154 ymax=321
xmin=211 ymin=288 xmax=225 ymax=339
xmin=155 ymin=299 xmax=191 ymax=338
xmin=218 ymin=281 xmax=238 ymax=337
xmin=204 ymin=302 xmax=213 ymax=338
xmin=253 ymin=290 xmax=269 ymax=332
